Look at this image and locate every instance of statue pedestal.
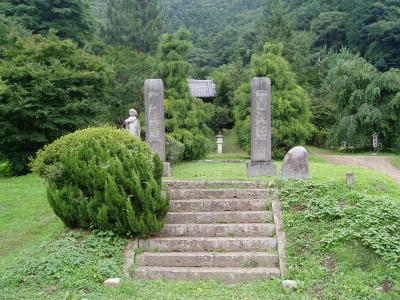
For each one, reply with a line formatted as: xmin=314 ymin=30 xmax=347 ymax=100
xmin=247 ymin=161 xmax=277 ymax=177
xmin=163 ymin=162 xmax=171 ymax=177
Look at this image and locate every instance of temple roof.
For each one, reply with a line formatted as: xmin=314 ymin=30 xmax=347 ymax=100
xmin=188 ymin=79 xmax=217 ymax=98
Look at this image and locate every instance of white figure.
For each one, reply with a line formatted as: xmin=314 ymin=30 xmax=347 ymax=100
xmin=124 ymin=109 xmax=141 ymax=138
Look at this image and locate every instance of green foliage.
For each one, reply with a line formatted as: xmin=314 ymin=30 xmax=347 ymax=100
xmin=348 ymin=0 xmax=400 ymax=70
xmin=0 ymin=30 xmax=113 ymax=175
xmin=0 ymin=231 xmax=125 ymax=291
xmin=279 ymin=180 xmax=400 ymax=267
xmin=103 ymin=0 xmax=163 ymax=52
xmin=0 ymin=0 xmax=93 ymax=45
xmin=31 ymin=126 xmax=169 ymax=237
xmin=210 ymin=62 xmax=251 ymax=131
xmin=310 ymin=11 xmax=348 ymax=51
xmin=233 ymin=43 xmax=314 ymax=158
xmin=324 ymin=50 xmax=400 ymax=150
xmin=0 ymin=160 xmax=11 ymax=177
xmin=258 ymin=0 xmax=294 ymax=46
xmin=89 ymin=43 xmax=155 ymax=124
xmin=165 ymin=135 xmax=185 ymax=164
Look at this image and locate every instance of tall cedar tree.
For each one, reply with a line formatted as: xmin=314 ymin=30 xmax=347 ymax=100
xmin=0 ymin=0 xmax=93 ymax=45
xmin=104 ymin=0 xmax=163 ymax=53
xmin=156 ymin=28 xmax=192 ymax=99
xmin=156 ymin=29 xmax=213 ymax=160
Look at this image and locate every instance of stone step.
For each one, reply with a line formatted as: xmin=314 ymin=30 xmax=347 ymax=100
xmin=157 ymin=223 xmax=276 ymax=237
xmin=170 ymin=198 xmax=269 ymax=212
xmin=169 ymin=189 xmax=269 ymax=200
xmin=166 ymin=211 xmax=273 ymax=224
xmin=138 ymin=237 xmax=277 ymax=252
xmin=135 ymin=266 xmax=281 ymax=283
xmin=163 ymin=180 xmax=268 ymax=190
xmin=136 ymin=252 xmax=279 ymax=268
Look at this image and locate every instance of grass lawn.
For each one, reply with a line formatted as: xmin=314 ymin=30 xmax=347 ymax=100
xmin=1 ymin=148 xmax=400 ymax=299
xmin=0 ymin=175 xmax=63 ymax=270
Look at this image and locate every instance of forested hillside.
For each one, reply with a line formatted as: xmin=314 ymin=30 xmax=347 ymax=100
xmin=161 ymin=0 xmax=264 ymax=69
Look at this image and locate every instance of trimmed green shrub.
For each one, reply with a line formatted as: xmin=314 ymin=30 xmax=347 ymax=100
xmin=166 ymin=135 xmax=185 ymax=164
xmin=31 ymin=126 xmax=169 ymax=237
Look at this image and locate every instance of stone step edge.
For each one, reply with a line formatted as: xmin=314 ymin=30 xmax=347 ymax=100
xmin=135 ymin=251 xmax=279 ymax=267
xmin=135 ymin=266 xmax=281 ymax=283
xmin=138 ymin=237 xmax=277 ymax=253
xmin=166 ymin=211 xmax=274 ymax=224
xmin=169 ymin=198 xmax=272 ymax=202
xmin=158 ymin=223 xmax=276 ymax=238
xmin=168 ymin=189 xmax=272 ymax=200
xmin=163 ymin=180 xmax=271 ymax=189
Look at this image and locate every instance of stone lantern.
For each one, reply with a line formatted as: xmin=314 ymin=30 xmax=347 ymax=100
xmin=372 ymin=132 xmax=379 ymax=153
xmin=216 ymin=132 xmax=224 ymax=154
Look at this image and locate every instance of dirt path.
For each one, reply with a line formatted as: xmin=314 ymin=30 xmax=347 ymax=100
xmin=319 ymin=154 xmax=400 ymax=183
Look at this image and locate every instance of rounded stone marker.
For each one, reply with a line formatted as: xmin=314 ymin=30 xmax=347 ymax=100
xmin=282 ymin=280 xmax=301 ymax=290
xmin=103 ymin=278 xmax=121 ymax=288
xmin=281 ymin=146 xmax=309 ymax=180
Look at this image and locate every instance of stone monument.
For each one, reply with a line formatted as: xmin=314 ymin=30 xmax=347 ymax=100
xmin=144 ymin=79 xmax=171 ymax=177
xmin=216 ymin=132 xmax=224 ymax=154
xmin=247 ymin=77 xmax=277 ymax=177
xmin=281 ymin=146 xmax=309 ymax=180
xmin=124 ymin=108 xmax=141 ymax=138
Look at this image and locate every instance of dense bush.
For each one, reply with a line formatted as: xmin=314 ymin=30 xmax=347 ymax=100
xmin=233 ymin=43 xmax=314 ymax=158
xmin=165 ymin=135 xmax=185 ymax=164
xmin=0 ymin=29 xmax=113 ymax=175
xmin=31 ymin=126 xmax=169 ymax=237
xmin=170 ymin=128 xmax=213 ymax=161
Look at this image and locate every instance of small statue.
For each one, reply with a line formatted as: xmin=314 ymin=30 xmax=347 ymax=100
xmin=124 ymin=109 xmax=141 ymax=138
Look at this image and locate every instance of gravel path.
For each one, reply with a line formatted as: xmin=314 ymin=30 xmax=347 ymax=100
xmin=320 ymin=155 xmax=400 ymax=183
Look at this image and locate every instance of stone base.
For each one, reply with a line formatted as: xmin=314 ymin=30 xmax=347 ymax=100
xmin=163 ymin=162 xmax=171 ymax=177
xmin=247 ymin=161 xmax=277 ymax=177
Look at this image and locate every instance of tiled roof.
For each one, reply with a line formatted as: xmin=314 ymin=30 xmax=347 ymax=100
xmin=188 ymin=79 xmax=217 ymax=98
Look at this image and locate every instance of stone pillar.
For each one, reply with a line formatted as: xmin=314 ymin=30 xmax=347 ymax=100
xmin=247 ymin=77 xmax=277 ymax=177
xmin=144 ymin=79 xmax=171 ymax=177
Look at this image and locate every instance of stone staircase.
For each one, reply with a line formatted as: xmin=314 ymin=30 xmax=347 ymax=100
xmin=134 ymin=180 xmax=283 ymax=283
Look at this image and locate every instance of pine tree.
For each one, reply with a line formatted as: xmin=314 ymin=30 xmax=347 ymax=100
xmin=103 ymin=0 xmax=163 ymax=52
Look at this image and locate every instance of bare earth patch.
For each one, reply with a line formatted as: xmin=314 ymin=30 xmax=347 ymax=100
xmin=319 ymin=155 xmax=400 ymax=183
